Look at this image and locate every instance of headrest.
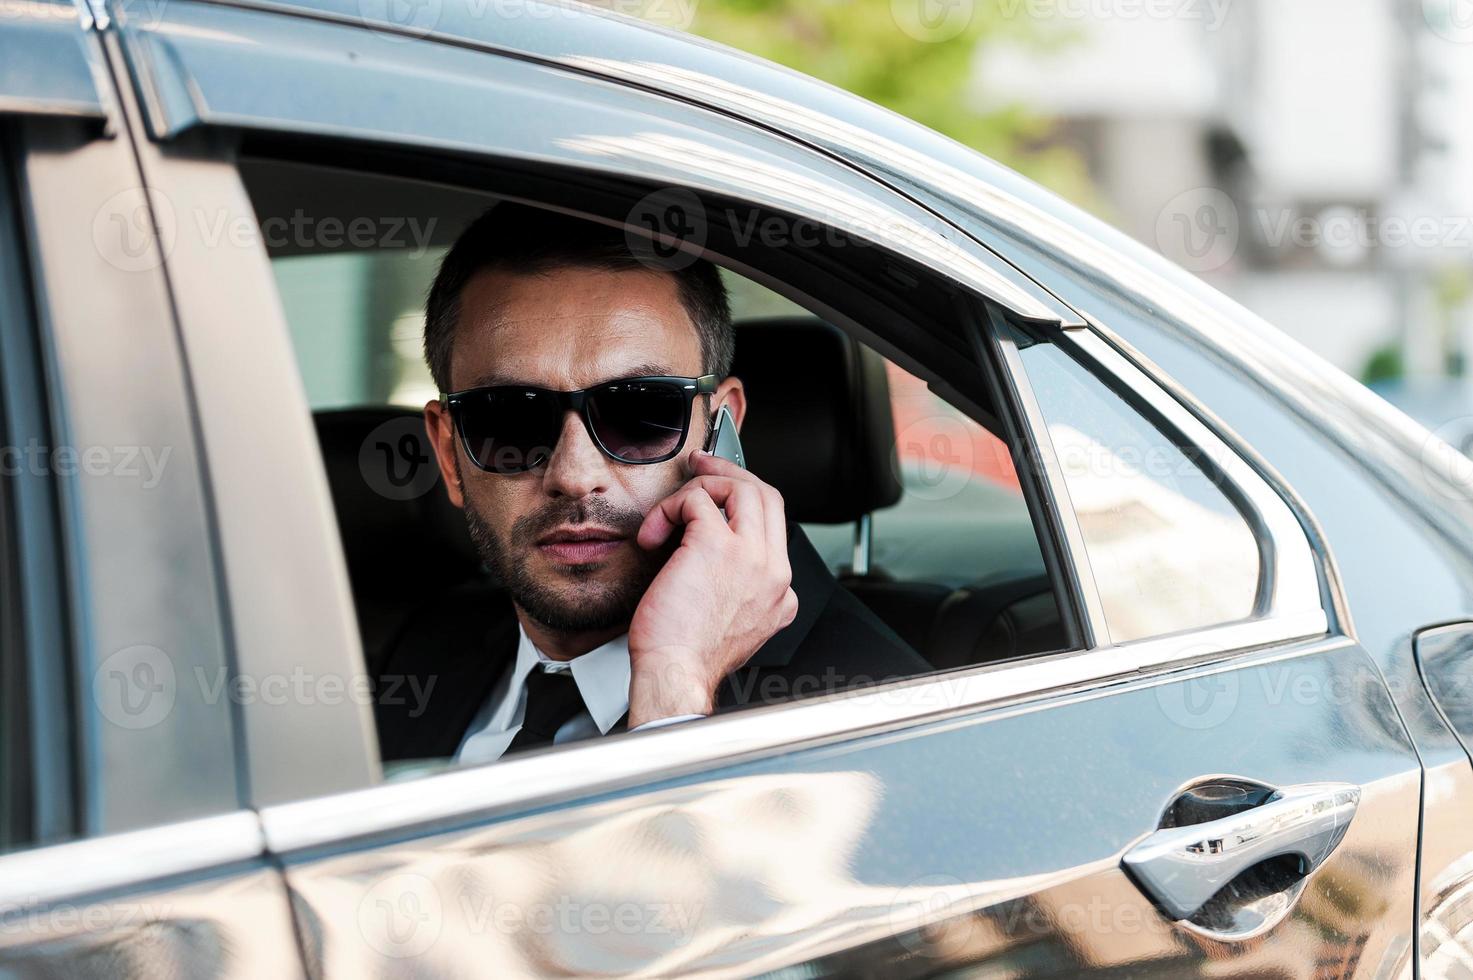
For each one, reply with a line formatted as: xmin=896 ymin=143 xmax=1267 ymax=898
xmin=732 ymin=317 xmax=902 ymax=524
xmin=313 ymin=408 xmax=482 ymax=598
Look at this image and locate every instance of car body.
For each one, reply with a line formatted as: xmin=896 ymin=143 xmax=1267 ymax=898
xmin=3 ymin=0 xmax=1473 ymax=977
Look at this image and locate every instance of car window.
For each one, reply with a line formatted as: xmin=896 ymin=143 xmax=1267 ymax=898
xmin=272 ymin=250 xmax=443 ymax=409
xmin=1014 ymin=336 xmax=1261 ymax=643
xmin=272 ymin=248 xmax=1044 ymax=595
xmin=245 ymin=163 xmax=1075 ymax=782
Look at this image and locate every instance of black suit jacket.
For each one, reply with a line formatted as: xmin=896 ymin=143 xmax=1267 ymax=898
xmin=373 ymin=524 xmax=930 ymax=761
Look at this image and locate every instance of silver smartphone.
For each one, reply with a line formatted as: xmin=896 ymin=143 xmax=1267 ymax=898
xmin=705 ymin=405 xmax=745 ymax=469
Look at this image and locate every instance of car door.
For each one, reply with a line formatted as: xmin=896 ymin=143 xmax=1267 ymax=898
xmin=0 ymin=7 xmax=303 ymax=976
xmin=107 ymin=1 xmax=1424 ymax=975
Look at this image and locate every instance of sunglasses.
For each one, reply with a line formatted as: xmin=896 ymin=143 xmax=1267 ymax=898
xmin=445 ymin=374 xmax=718 ymax=474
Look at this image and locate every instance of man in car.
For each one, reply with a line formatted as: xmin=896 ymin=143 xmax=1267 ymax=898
xmin=373 ymin=203 xmax=928 ymax=764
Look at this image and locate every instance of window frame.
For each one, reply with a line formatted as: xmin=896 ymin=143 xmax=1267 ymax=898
xmin=110 ymin=0 xmax=1335 ymax=843
xmin=993 ymin=311 xmax=1328 ymax=649
xmin=0 ymin=125 xmax=76 ymax=854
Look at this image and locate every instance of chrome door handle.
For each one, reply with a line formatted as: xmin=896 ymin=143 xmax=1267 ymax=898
xmin=1122 ymin=782 xmax=1360 ymax=920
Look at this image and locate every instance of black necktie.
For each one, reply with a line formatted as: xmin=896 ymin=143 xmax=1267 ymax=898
xmin=505 ymin=668 xmax=588 ymax=756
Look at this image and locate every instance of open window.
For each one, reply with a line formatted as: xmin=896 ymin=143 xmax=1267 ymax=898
xmin=239 ymin=157 xmax=1074 ymax=702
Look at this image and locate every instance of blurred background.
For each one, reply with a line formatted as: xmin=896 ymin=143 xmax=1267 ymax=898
xmin=611 ymin=0 xmax=1473 ymax=445
xmin=276 ymin=0 xmax=1473 ymax=447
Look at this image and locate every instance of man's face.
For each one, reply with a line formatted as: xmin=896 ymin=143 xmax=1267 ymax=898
xmin=426 ymin=264 xmax=735 ymax=635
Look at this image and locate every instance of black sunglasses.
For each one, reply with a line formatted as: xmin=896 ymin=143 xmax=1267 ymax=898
xmin=445 ymin=374 xmax=718 ymax=474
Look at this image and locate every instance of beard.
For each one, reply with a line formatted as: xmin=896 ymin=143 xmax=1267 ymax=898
xmin=461 ymin=491 xmax=668 ymax=635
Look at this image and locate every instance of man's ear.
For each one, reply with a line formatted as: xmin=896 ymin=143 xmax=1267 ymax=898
xmin=711 ymin=376 xmax=747 ymax=431
xmin=424 ymin=399 xmax=465 ymax=509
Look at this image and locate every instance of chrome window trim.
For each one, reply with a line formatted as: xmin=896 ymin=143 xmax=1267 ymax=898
xmin=985 ymin=307 xmax=1109 ymax=646
xmin=1066 ymin=328 xmax=1326 ymax=628
xmin=997 ymin=319 xmax=1327 ymax=648
xmin=0 ymin=810 xmax=263 ymax=909
xmin=1082 ymin=316 xmax=1355 ymax=638
xmin=0 ymin=7 xmax=112 ymax=123
xmin=261 ymin=611 xmax=1332 ymax=855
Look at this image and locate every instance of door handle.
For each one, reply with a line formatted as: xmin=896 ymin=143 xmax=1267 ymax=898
xmin=1122 ymin=781 xmax=1360 ymax=920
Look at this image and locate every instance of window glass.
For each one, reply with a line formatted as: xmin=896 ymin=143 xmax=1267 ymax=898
xmin=1016 ymin=339 xmax=1260 ymax=642
xmin=272 ymin=250 xmax=442 ymax=409
xmin=802 ymin=360 xmax=1041 ymax=589
xmin=719 ymin=278 xmax=1043 ymax=590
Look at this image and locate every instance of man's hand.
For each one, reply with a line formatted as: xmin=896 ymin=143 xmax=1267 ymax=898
xmin=626 ymin=452 xmax=798 ymax=728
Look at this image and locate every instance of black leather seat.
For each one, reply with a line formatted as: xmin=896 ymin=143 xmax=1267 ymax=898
xmin=313 ymin=409 xmax=483 ymax=675
xmin=732 ymin=317 xmax=951 ymax=655
xmin=734 ymin=316 xmax=1064 ymax=667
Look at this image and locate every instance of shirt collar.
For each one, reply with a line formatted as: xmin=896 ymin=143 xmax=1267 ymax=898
xmin=523 ymin=625 xmax=631 ymax=735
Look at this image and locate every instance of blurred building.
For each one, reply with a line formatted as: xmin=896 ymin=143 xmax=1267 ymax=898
xmin=971 ymin=0 xmax=1473 ymax=403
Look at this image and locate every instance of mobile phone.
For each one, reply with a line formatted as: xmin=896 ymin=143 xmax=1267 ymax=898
xmin=705 ymin=405 xmax=745 ymax=469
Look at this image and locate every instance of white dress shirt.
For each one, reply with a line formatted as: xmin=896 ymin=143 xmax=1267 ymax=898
xmin=455 ymin=625 xmax=701 ymax=765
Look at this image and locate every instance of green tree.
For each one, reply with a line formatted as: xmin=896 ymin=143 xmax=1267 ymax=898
xmin=660 ymin=0 xmax=1095 ymax=204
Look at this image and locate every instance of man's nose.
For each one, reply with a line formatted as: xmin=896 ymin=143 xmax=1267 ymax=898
xmin=540 ymin=411 xmax=612 ymax=499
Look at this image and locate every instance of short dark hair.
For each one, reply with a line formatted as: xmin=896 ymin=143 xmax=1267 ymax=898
xmin=423 ymin=203 xmax=733 ymax=393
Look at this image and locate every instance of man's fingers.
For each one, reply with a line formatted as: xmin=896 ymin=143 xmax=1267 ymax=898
xmin=689 ymin=450 xmax=745 ymax=479
xmin=642 ymin=474 xmax=767 ymax=542
xmin=779 ymin=587 xmax=799 ymax=628
xmin=638 ymin=483 xmax=730 ymax=549
xmin=689 ymin=453 xmax=788 ymax=553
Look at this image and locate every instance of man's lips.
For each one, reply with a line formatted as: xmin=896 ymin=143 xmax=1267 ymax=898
xmin=536 ymin=526 xmax=626 ymax=564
